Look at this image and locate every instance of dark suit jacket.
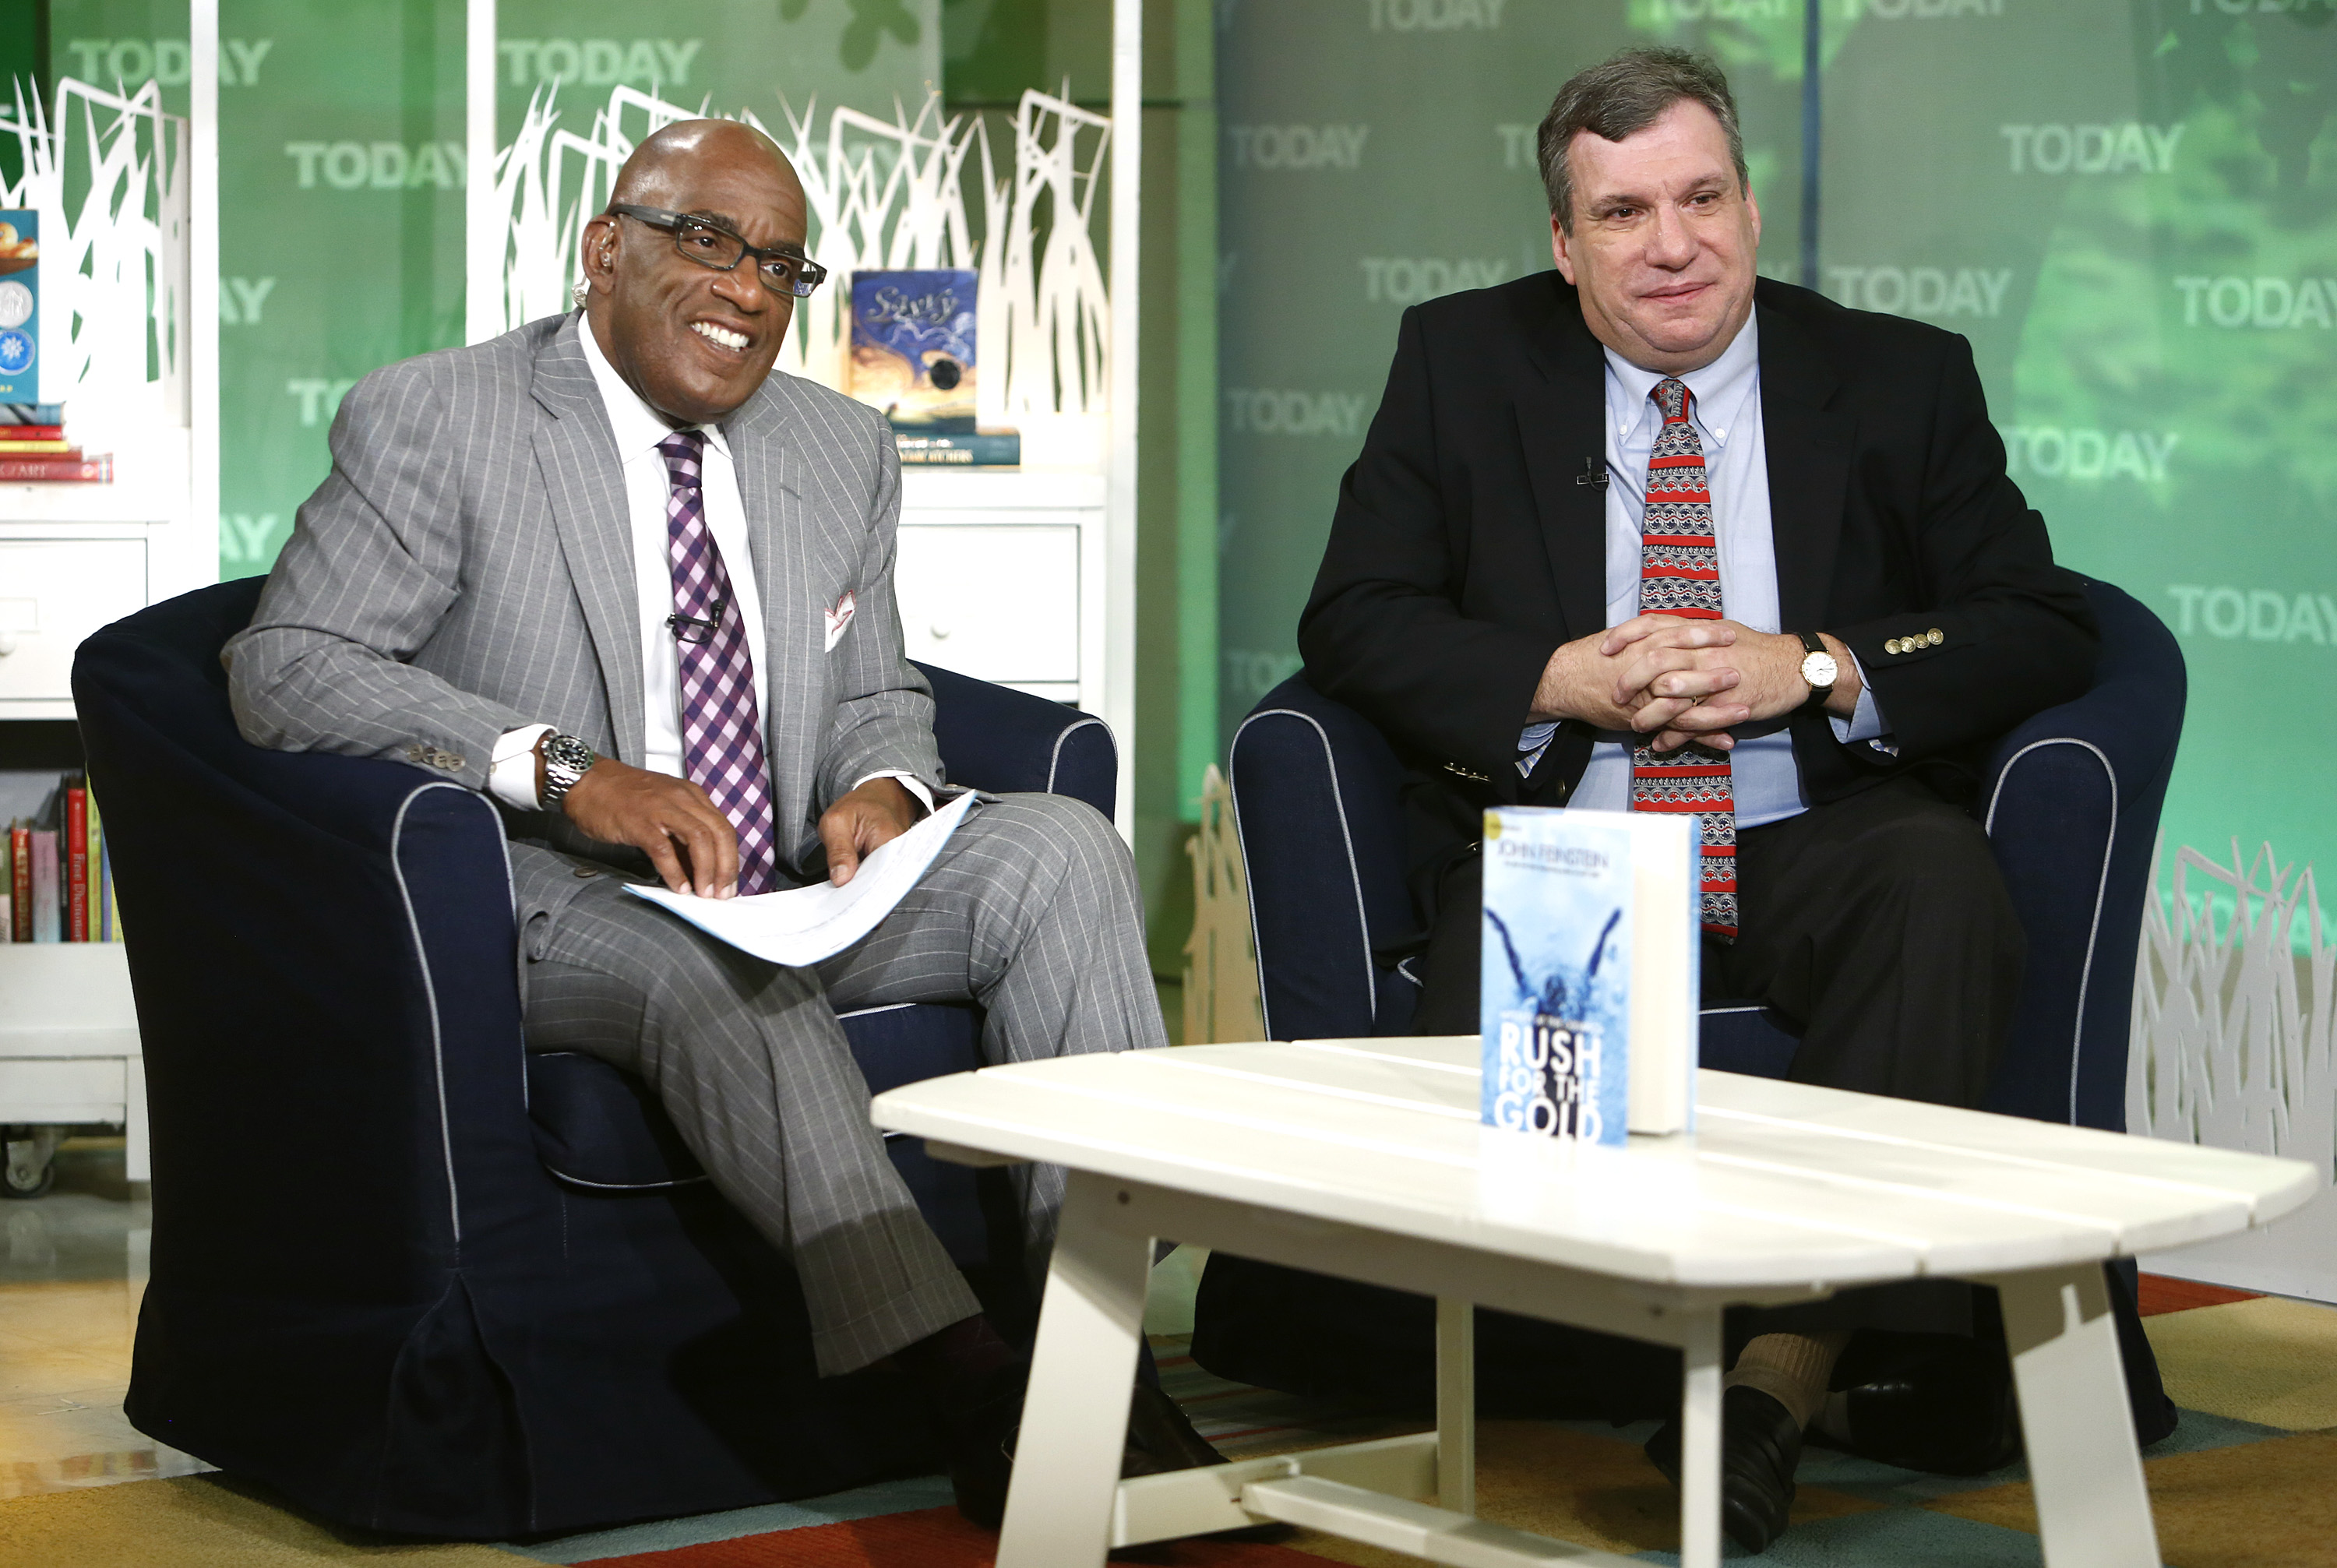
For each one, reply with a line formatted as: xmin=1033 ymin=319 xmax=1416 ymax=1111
xmin=1299 ymin=273 xmax=2099 ymax=893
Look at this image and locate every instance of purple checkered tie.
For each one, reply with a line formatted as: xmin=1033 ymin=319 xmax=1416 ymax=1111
xmin=657 ymin=430 xmax=778 ymax=895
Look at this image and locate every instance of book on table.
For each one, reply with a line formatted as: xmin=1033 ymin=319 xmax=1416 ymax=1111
xmin=1479 ymin=806 xmax=1697 ymax=1147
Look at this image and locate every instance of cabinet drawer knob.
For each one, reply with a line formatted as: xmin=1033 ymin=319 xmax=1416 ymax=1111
xmin=929 ymin=622 xmax=952 ymax=640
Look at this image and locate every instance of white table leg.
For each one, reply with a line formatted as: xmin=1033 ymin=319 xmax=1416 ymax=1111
xmin=1997 ymin=1266 xmax=2161 ymax=1568
xmin=124 ymin=1055 xmax=150 ymax=1184
xmin=996 ymin=1170 xmax=1154 ymax=1568
xmin=1678 ymin=1308 xmax=1723 ymax=1568
xmin=1435 ymin=1295 xmax=1474 ymax=1515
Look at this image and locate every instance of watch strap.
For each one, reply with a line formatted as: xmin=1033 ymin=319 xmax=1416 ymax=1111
xmin=538 ymin=731 xmax=596 ymax=809
xmin=1795 ymin=631 xmax=1836 ymax=714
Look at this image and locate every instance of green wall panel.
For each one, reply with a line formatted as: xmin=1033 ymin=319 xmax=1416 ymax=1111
xmin=1214 ymin=0 xmax=2337 ymax=911
xmin=49 ymin=1 xmax=938 ymax=580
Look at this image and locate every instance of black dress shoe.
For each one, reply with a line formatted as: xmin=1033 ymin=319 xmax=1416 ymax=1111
xmin=1644 ymin=1384 xmax=1802 ymax=1555
xmin=950 ymin=1372 xmax=1231 ymax=1531
xmin=1820 ymin=1334 xmax=2019 ymax=1475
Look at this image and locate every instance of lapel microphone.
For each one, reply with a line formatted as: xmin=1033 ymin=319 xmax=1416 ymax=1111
xmin=1576 ymin=456 xmax=1609 ymax=489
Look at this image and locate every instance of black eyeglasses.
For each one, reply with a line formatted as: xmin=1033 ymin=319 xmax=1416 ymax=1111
xmin=607 ymin=204 xmax=829 ymax=298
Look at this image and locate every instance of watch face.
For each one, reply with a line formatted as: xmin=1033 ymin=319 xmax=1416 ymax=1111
xmin=1803 ymin=652 xmax=1839 ymax=688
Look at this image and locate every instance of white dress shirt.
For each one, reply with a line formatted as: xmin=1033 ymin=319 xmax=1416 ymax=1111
xmin=1517 ymin=316 xmax=1888 ymax=830
xmin=488 ymin=324 xmax=927 ymax=816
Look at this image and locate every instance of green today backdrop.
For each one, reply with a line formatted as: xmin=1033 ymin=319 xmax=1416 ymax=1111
xmin=1214 ymin=0 xmax=2337 ymax=925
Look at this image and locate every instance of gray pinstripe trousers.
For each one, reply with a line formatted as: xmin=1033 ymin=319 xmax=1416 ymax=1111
xmin=516 ymin=793 xmax=1165 ymax=1376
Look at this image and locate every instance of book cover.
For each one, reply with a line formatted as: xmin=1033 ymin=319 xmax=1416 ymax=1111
xmin=64 ymin=784 xmax=86 ymax=941
xmin=86 ymin=792 xmax=105 ymax=943
xmin=1479 ymin=807 xmax=1698 ymax=1145
xmin=0 ymin=403 xmax=62 ymax=425
xmin=0 ymin=425 xmax=60 ymax=439
xmin=0 ymin=439 xmax=69 ymax=453
xmin=29 ymin=827 xmax=58 ymax=942
xmin=0 ymin=212 xmax=37 ymax=403
xmin=0 ymin=454 xmax=108 ymax=482
xmin=893 ymin=432 xmax=1020 ymax=467
xmin=846 ymin=270 xmax=978 ymax=434
xmin=8 ymin=824 xmax=26 ymax=940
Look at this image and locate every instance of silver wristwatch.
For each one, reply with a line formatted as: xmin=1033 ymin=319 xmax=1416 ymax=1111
xmin=538 ymin=731 xmax=597 ymax=810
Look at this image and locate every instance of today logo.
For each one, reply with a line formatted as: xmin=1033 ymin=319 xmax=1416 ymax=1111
xmin=1998 ymin=427 xmax=2178 ymax=482
xmin=1224 ymin=648 xmax=1305 ymax=706
xmin=1224 ymin=388 xmax=1371 ymax=437
xmin=1361 ymin=257 xmax=1512 ymax=305
xmin=220 ymin=513 xmax=286 ymax=566
xmin=2166 ymin=586 xmax=2337 ymax=646
xmin=1227 ymin=125 xmax=1370 ymax=171
xmin=1366 ymin=0 xmax=1507 ymax=28
xmin=1642 ymin=0 xmax=1791 ymax=18
xmin=2170 ymin=276 xmax=2336 ymax=329
xmin=285 ymin=142 xmax=467 ymax=191
xmin=1825 ymin=266 xmax=2014 ymax=317
xmin=1849 ymin=0 xmax=2003 ymax=15
xmin=287 ymin=378 xmax=358 ymax=428
xmin=1494 ymin=125 xmax=1539 ymax=171
xmin=2001 ymin=123 xmax=2183 ymax=174
xmin=498 ymin=39 xmax=703 ymax=88
xmin=62 ymin=37 xmax=274 ymax=86
xmin=2187 ymin=0 xmax=2337 ymax=13
xmin=218 ymin=277 xmax=277 ymax=326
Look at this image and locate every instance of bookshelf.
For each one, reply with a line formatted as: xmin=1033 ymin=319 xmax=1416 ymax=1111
xmin=0 ymin=2 xmax=219 ymax=1193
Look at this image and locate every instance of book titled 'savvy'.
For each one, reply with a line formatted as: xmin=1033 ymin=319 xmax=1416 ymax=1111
xmin=845 ymin=270 xmax=978 ymax=434
xmin=1479 ymin=807 xmax=1697 ymax=1146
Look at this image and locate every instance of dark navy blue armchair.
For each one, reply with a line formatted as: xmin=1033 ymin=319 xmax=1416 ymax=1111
xmin=1204 ymin=578 xmax=2184 ymax=1433
xmin=72 ymin=576 xmax=1115 ymax=1538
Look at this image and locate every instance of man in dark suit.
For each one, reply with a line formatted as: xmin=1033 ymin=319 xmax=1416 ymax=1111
xmin=1299 ymin=47 xmax=2097 ymax=1552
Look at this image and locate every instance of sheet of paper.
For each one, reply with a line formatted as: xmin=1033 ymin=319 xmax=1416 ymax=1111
xmin=622 ymin=790 xmax=978 ymax=966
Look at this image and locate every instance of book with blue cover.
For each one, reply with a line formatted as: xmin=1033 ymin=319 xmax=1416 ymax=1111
xmin=1479 ymin=807 xmax=1698 ymax=1145
xmin=0 ymin=211 xmax=40 ymax=403
xmin=846 ymin=269 xmax=978 ymax=434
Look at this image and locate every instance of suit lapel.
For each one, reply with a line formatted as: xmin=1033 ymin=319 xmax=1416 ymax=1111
xmin=723 ymin=382 xmax=814 ymax=862
xmin=1755 ymin=295 xmax=1854 ymax=636
xmin=1514 ymin=281 xmax=1613 ymax=643
xmin=529 ymin=316 xmax=647 ymax=766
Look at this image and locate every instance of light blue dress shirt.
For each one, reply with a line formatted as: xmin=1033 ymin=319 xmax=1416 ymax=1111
xmin=1517 ymin=317 xmax=1888 ymax=830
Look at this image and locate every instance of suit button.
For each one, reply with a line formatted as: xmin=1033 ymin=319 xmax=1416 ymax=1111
xmin=573 ymin=866 xmax=600 ymax=879
xmin=1928 ymin=628 xmax=1944 ymax=645
xmin=1885 ymin=638 xmax=1902 ymax=654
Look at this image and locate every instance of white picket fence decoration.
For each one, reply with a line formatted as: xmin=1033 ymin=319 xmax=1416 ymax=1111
xmin=2129 ymin=840 xmax=2336 ymax=1186
xmin=481 ymin=83 xmax=1109 ymax=430
xmin=0 ymin=76 xmax=189 ymax=435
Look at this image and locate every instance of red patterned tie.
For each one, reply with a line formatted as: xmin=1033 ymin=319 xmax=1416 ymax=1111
xmin=1630 ymin=379 xmax=1738 ymax=940
xmin=657 ymin=431 xmax=779 ymax=896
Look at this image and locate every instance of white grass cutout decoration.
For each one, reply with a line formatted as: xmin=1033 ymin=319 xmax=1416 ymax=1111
xmin=484 ymin=83 xmax=1111 ymax=439
xmin=2130 ymin=839 xmax=2336 ymax=1187
xmin=0 ymin=76 xmax=189 ymax=436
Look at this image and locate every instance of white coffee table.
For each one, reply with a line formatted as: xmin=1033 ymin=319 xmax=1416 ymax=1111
xmin=869 ymin=1037 xmax=2316 ymax=1568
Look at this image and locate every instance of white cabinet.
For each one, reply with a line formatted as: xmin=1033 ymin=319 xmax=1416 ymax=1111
xmin=0 ymin=946 xmax=150 ymax=1181
xmin=897 ymin=468 xmax=1107 ymax=712
xmin=0 ymin=539 xmax=150 ymax=703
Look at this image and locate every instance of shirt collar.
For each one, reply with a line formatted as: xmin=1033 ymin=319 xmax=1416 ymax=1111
xmin=1602 ymin=311 xmax=1761 ymax=454
xmin=576 ymin=314 xmax=732 ymax=463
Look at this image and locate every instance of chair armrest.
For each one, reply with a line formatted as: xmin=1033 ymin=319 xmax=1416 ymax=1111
xmin=1978 ymin=580 xmax=2186 ymax=1131
xmin=1229 ymin=677 xmax=1419 ymax=1041
xmin=914 ymin=660 xmax=1116 ymax=821
xmin=73 ymin=584 xmax=538 ymax=1299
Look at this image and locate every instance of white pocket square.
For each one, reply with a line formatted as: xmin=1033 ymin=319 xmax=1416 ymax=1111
xmin=823 ymin=590 xmax=857 ymax=653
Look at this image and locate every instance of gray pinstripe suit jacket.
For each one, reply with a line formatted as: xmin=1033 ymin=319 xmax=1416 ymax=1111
xmin=226 ymin=311 xmax=941 ymax=921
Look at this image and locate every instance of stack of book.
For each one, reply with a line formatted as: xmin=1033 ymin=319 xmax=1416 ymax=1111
xmin=0 ymin=403 xmax=110 ymax=483
xmin=3 ymin=773 xmax=122 ymax=943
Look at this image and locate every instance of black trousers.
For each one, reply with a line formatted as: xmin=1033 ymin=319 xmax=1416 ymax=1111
xmin=1412 ymin=774 xmax=2025 ymax=1111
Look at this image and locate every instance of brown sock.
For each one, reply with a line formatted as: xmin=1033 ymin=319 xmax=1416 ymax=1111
xmin=1725 ymin=1330 xmax=1852 ymax=1429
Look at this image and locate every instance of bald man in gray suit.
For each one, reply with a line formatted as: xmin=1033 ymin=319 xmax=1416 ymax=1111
xmin=224 ymin=120 xmax=1213 ymax=1520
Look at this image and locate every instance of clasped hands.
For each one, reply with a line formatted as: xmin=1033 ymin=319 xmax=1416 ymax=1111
xmin=1532 ymin=614 xmax=1859 ymax=753
xmin=556 ymin=754 xmax=922 ymax=900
